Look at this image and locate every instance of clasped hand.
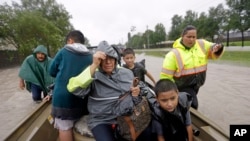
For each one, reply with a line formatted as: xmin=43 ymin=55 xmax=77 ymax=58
xmin=212 ymin=44 xmax=223 ymax=53
xmin=130 ymin=86 xmax=140 ymax=97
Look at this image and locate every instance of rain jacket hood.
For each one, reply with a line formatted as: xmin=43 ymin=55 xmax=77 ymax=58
xmin=64 ymin=43 xmax=90 ymax=55
xmin=33 ymin=45 xmax=48 ymax=57
xmin=173 ymin=38 xmax=191 ymax=50
xmin=96 ymin=41 xmax=119 ymax=73
xmin=96 ymin=41 xmax=119 ymax=60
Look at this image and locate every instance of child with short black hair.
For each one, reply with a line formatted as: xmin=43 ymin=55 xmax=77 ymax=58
xmin=151 ymin=79 xmax=193 ymax=141
xmin=122 ymin=47 xmax=156 ymax=86
xmin=49 ymin=30 xmax=93 ymax=141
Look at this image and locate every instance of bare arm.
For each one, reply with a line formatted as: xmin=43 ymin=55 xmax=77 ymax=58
xmin=157 ymin=135 xmax=165 ymax=141
xmin=19 ymin=78 xmax=25 ymax=90
xmin=186 ymin=125 xmax=193 ymax=141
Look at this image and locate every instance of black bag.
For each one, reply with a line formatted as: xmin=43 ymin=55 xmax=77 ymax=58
xmin=113 ymin=78 xmax=151 ymax=141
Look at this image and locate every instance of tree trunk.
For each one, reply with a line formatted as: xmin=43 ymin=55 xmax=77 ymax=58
xmin=241 ymin=30 xmax=244 ymax=47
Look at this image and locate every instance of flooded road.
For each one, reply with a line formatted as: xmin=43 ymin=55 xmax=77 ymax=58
xmin=0 ymin=67 xmax=39 ymax=140
xmin=0 ymin=53 xmax=250 ymax=140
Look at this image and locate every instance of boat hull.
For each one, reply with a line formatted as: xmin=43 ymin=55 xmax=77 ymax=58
xmin=4 ymin=101 xmax=229 ymax=141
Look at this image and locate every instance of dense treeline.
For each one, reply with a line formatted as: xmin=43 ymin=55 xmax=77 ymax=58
xmin=0 ymin=0 xmax=90 ymax=57
xmin=0 ymin=0 xmax=250 ymax=57
xmin=127 ymin=0 xmax=250 ymax=48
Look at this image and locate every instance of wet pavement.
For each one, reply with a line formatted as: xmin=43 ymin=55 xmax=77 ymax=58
xmin=0 ymin=50 xmax=250 ymax=140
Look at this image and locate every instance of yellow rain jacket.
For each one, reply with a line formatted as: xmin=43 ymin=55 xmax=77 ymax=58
xmin=160 ymin=38 xmax=224 ymax=90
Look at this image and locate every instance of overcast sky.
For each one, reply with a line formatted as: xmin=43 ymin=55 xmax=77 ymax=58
xmin=2 ymin=0 xmax=226 ymax=46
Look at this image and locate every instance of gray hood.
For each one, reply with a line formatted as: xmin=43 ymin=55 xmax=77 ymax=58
xmin=64 ymin=43 xmax=90 ymax=55
xmin=96 ymin=41 xmax=119 ymax=60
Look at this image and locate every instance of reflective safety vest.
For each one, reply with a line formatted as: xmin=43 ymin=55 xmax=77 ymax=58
xmin=160 ymin=38 xmax=222 ymax=90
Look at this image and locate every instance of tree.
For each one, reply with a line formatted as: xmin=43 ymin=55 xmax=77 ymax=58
xmin=12 ymin=11 xmax=62 ymax=56
xmin=182 ymin=10 xmax=198 ymax=26
xmin=226 ymin=0 xmax=250 ymax=47
xmin=0 ymin=0 xmax=74 ymax=57
xmin=153 ymin=23 xmax=167 ymax=45
xmin=21 ymin=0 xmax=73 ymax=36
xmin=129 ymin=33 xmax=144 ymax=49
xmin=142 ymin=29 xmax=154 ymax=48
xmin=168 ymin=14 xmax=183 ymax=40
xmin=0 ymin=3 xmax=16 ymax=45
xmin=196 ymin=12 xmax=209 ymax=39
xmin=204 ymin=4 xmax=226 ymax=42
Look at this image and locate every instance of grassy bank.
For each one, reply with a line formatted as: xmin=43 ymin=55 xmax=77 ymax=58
xmin=211 ymin=51 xmax=250 ymax=67
xmin=224 ymin=41 xmax=250 ymax=46
xmin=135 ymin=49 xmax=250 ymax=67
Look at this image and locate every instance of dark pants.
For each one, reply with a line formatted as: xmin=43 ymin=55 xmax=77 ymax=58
xmin=92 ymin=124 xmax=116 ymax=141
xmin=180 ymin=87 xmax=199 ymax=109
xmin=136 ymin=123 xmax=153 ymax=141
xmin=92 ymin=123 xmax=153 ymax=141
xmin=31 ymin=83 xmax=46 ymax=101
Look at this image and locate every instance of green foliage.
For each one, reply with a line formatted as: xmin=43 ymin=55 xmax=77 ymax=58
xmin=0 ymin=0 xmax=74 ymax=57
xmin=126 ymin=1 xmax=250 ymax=48
xmin=224 ymin=41 xmax=250 ymax=46
xmin=127 ymin=23 xmax=167 ymax=49
xmin=226 ymin=0 xmax=250 ymax=47
xmin=168 ymin=15 xmax=183 ymax=40
xmin=212 ymin=50 xmax=250 ymax=67
xmin=153 ymin=23 xmax=167 ymax=44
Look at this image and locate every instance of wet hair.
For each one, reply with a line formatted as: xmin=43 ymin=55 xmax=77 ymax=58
xmin=154 ymin=79 xmax=178 ymax=96
xmin=181 ymin=25 xmax=196 ymax=36
xmin=122 ymin=47 xmax=135 ymax=57
xmin=65 ymin=30 xmax=85 ymax=44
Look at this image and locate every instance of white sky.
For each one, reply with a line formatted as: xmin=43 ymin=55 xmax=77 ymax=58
xmin=2 ymin=0 xmax=226 ymax=46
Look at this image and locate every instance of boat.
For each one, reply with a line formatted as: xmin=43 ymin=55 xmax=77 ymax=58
xmin=4 ymin=99 xmax=229 ymax=141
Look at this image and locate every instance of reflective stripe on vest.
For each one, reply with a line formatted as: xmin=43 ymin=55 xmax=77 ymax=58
xmin=197 ymin=39 xmax=206 ymax=55
xmin=170 ymin=40 xmax=207 ymax=77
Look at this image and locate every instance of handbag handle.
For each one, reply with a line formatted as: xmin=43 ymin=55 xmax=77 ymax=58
xmin=133 ymin=77 xmax=139 ymax=87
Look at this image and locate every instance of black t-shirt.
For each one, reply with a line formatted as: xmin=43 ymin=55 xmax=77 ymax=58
xmin=151 ymin=105 xmax=191 ymax=141
xmin=123 ymin=62 xmax=147 ymax=82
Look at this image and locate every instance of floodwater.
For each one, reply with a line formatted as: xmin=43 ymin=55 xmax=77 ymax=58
xmin=0 ymin=67 xmax=38 ymax=140
xmin=0 ymin=52 xmax=250 ymax=140
xmin=139 ymin=54 xmax=250 ymax=135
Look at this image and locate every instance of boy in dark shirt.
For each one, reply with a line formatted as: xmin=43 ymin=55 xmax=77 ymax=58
xmin=151 ymin=79 xmax=193 ymax=141
xmin=122 ymin=48 xmax=155 ymax=86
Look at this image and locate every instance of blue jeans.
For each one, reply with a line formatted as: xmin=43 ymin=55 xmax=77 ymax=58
xmin=31 ymin=83 xmax=46 ymax=101
xmin=92 ymin=124 xmax=116 ymax=141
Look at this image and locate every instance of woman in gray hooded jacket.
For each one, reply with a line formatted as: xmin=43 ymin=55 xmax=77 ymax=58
xmin=67 ymin=41 xmax=141 ymax=141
